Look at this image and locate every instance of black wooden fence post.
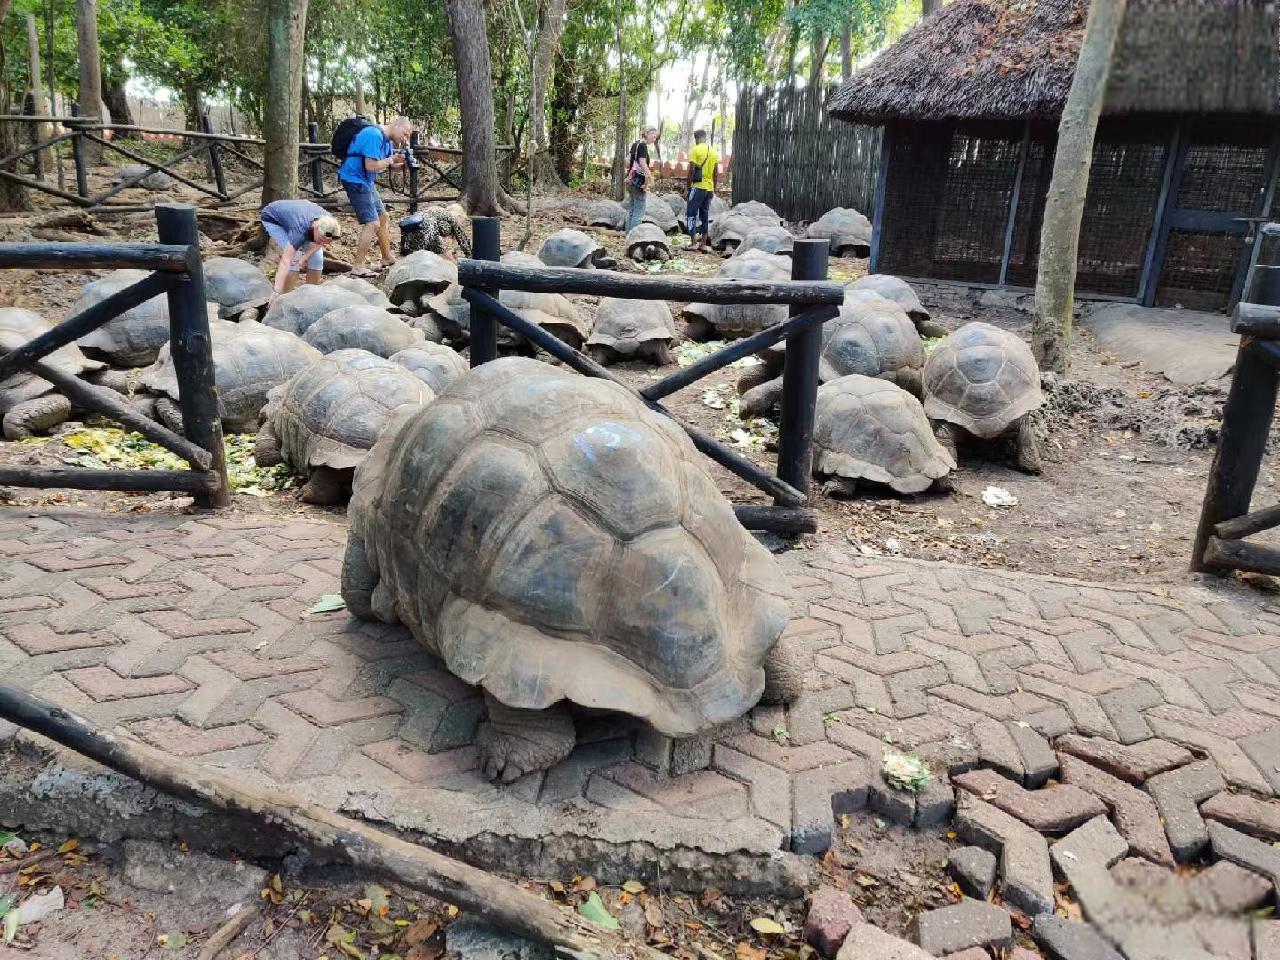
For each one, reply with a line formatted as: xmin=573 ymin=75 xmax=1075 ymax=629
xmin=154 ymin=203 xmax=231 ymax=508
xmin=200 ymin=113 xmax=227 ymax=199
xmin=308 ymin=122 xmax=324 ymax=195
xmin=68 ymin=113 xmax=88 ymax=199
xmin=469 ymin=217 xmax=501 ymax=366
xmin=408 ymin=130 xmax=420 ymax=214
xmin=775 ymin=238 xmax=829 ymax=500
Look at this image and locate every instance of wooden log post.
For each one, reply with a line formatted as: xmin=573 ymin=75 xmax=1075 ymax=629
xmin=201 ymin=114 xmax=228 ymax=198
xmin=0 ymin=466 xmax=218 ymax=493
xmin=68 ymin=119 xmax=89 ymax=199
xmin=775 ymin=238 xmax=829 ymax=501
xmin=469 ymin=216 xmax=501 ymax=366
xmin=154 ymin=203 xmax=231 ymax=508
xmin=308 ymin=121 xmax=323 ymax=195
xmin=408 ymin=130 xmax=420 ymax=214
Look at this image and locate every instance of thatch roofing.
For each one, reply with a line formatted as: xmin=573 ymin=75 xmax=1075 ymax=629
xmin=828 ymin=0 xmax=1279 ymax=124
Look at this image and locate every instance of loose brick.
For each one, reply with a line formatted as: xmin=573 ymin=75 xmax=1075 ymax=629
xmin=804 ymin=886 xmax=863 ymax=958
xmin=1188 ymin=861 xmax=1271 ymax=913
xmin=1200 ymin=791 xmax=1280 ymax=843
xmin=870 ymin=779 xmax=916 ymax=826
xmin=915 ymin=899 xmax=1012 ymax=956
xmin=915 ymin=777 xmax=956 ymax=828
xmin=948 ymin=847 xmax=997 ymax=900
xmin=1051 ymin=816 xmax=1128 ymax=888
xmin=1006 ymin=721 xmax=1057 ymax=788
xmin=1057 ymin=754 xmax=1175 ymax=866
xmin=836 ymin=923 xmax=933 ymax=960
xmin=1208 ymin=821 xmax=1280 ymax=890
xmin=954 ymin=794 xmax=1054 ymax=916
xmin=1055 ymin=734 xmax=1192 ymax=784
xmin=1031 ymin=916 xmax=1122 ymax=960
xmin=952 ymin=768 xmax=1106 ymax=834
xmin=1144 ymin=759 xmax=1227 ymax=861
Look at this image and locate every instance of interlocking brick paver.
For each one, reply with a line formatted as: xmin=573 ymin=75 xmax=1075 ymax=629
xmin=1055 ymin=735 xmax=1191 ymax=784
xmin=953 ymin=768 xmax=1106 ymax=834
xmin=954 ymin=794 xmax=1054 ymax=916
xmin=1209 ymin=821 xmax=1280 ymax=890
xmin=1145 ymin=759 xmax=1228 ymax=861
xmin=1058 ymin=754 xmax=1175 ymax=867
xmin=1200 ymin=792 xmax=1280 ymax=842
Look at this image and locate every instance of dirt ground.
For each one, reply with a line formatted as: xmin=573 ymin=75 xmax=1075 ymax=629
xmin=0 ymin=189 xmax=1238 ymax=582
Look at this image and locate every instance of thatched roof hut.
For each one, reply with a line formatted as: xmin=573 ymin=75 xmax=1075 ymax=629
xmin=827 ymin=0 xmax=1279 ymax=311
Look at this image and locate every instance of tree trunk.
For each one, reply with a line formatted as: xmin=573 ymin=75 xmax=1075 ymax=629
xmin=1030 ymin=0 xmax=1126 ymax=374
xmin=261 ymin=0 xmax=309 ymax=205
xmin=717 ymin=64 xmax=728 ymax=158
xmin=610 ymin=0 xmax=627 ymax=201
xmin=530 ymin=0 xmax=567 ymax=188
xmin=180 ymin=81 xmax=204 ymax=130
xmin=355 ymin=75 xmax=365 ymax=115
xmin=25 ymin=14 xmax=49 ymax=180
xmin=444 ymin=0 xmax=502 ymax=215
xmin=103 ymin=73 xmax=133 ymax=127
xmin=808 ymin=34 xmax=830 ymax=90
xmin=840 ymin=17 xmax=852 ymax=79
xmin=922 ymin=0 xmax=941 ymax=13
xmin=75 ymin=0 xmax=103 ymax=166
xmin=678 ymin=54 xmax=712 ymax=156
xmin=0 ymin=0 xmax=30 ymax=210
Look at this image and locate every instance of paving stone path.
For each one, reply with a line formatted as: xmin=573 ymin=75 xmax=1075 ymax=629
xmin=5 ymin=507 xmax=1280 ymax=949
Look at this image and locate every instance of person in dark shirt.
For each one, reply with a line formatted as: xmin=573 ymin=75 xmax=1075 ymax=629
xmin=260 ymin=198 xmax=342 ymax=298
xmin=625 ymin=127 xmax=658 ymax=233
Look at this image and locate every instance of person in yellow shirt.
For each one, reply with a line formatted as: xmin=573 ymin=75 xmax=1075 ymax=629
xmin=685 ymin=129 xmax=718 ymax=252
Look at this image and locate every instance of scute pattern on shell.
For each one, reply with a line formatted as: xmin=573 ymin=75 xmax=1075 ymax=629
xmin=143 ymin=321 xmax=322 ymax=431
xmin=203 ymin=258 xmax=273 ymax=317
xmin=385 ymin=251 xmax=459 ymax=305
xmin=326 ymin=275 xmax=394 ymax=309
xmin=684 ymin=251 xmax=792 ymax=336
xmin=807 ymin=207 xmax=872 ymax=256
xmin=818 ymin=294 xmax=924 ymax=388
xmin=709 ymin=213 xmax=759 ymax=251
xmin=72 ymin=269 xmax=213 ymax=366
xmin=303 ymin=305 xmax=424 ymax=357
xmin=538 ymin=229 xmax=606 ymax=268
xmin=849 ymin=274 xmax=929 ymax=323
xmin=587 ymin=298 xmax=676 ymax=355
xmin=923 ymin=321 xmax=1044 ymax=438
xmin=624 ymin=223 xmax=670 ymax=260
xmin=263 ymin=349 xmax=433 ymax=473
xmin=347 ymin=357 xmax=790 ymax=735
xmin=814 ymin=375 xmax=955 ymax=494
xmin=732 ymin=225 xmax=795 ymax=258
xmin=730 ymin=201 xmax=783 ymax=225
xmin=264 ymin=285 xmax=367 ymax=337
xmin=661 ymin=193 xmax=687 ymax=218
xmin=390 ymin=342 xmax=469 ymax=394
xmin=497 ymin=252 xmax=590 ymax=347
xmin=0 ymin=308 xmax=103 ymax=410
xmin=640 ymin=193 xmax=678 ymax=232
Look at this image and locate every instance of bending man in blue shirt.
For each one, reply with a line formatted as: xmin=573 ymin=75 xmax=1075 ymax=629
xmin=260 ymin=198 xmax=342 ymax=299
xmin=338 ymin=116 xmax=413 ymax=273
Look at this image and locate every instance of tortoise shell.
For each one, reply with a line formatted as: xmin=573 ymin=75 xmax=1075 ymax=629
xmin=390 ymin=342 xmax=470 ymax=394
xmin=848 ymin=275 xmax=930 ymax=325
xmin=587 ymin=298 xmax=676 ymax=355
xmin=923 ymin=322 xmax=1043 ymax=438
xmin=261 ymin=349 xmax=433 ymax=473
xmin=538 ymin=229 xmax=607 ymax=268
xmin=203 ymin=258 xmax=274 ymax=318
xmin=732 ymin=225 xmax=795 ymax=258
xmin=624 ymin=222 xmax=671 ymax=261
xmin=345 ymin=356 xmax=790 ymax=735
xmin=807 ymin=208 xmax=872 ymax=258
xmin=818 ymin=294 xmax=924 ymax=389
xmin=640 ymin=193 xmax=678 ymax=232
xmin=0 ymin=307 xmax=103 ymax=410
xmin=814 ymin=375 xmax=955 ymax=494
xmin=263 ymin=285 xmax=367 ymax=337
xmin=730 ymin=201 xmax=783 ymax=225
xmin=385 ymin=251 xmax=459 ymax=306
xmin=709 ymin=213 xmax=758 ymax=251
xmin=683 ymin=251 xmax=792 ymax=336
xmin=326 ymin=275 xmax=394 ymax=309
xmin=303 ymin=305 xmax=424 ymax=357
xmin=661 ymin=193 xmax=687 ymax=218
xmin=143 ymin=320 xmax=321 ymax=431
xmin=498 ymin=252 xmax=590 ymax=348
xmin=72 ymin=269 xmax=217 ymax=367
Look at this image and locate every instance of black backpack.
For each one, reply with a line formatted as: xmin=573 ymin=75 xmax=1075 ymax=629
xmin=331 ymin=116 xmax=374 ymax=161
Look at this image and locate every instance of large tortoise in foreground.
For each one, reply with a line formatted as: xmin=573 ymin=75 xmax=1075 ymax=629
xmin=343 ymin=358 xmax=806 ymax=782
xmin=923 ymin=322 xmax=1044 ymax=473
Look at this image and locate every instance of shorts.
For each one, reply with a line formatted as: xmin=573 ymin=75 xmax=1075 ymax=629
xmin=264 ymin=222 xmax=324 ymax=272
xmin=343 ymin=180 xmax=386 ymax=224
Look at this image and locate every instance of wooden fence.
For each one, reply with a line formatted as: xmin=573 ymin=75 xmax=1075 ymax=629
xmin=732 ymin=85 xmax=882 ymax=225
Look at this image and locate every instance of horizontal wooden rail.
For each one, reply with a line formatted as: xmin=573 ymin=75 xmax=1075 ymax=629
xmin=458 ymin=260 xmax=846 ymax=305
xmin=0 ymin=242 xmax=193 ymax=273
xmin=87 ymin=134 xmax=228 ymax=203
xmin=460 ymin=286 xmax=809 ymax=507
xmin=0 ymin=270 xmax=175 ymax=381
xmin=0 ymin=466 xmax=219 ymax=493
xmin=1214 ymin=503 xmax=1280 ymax=541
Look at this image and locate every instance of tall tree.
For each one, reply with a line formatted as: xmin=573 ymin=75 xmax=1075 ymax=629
xmin=1031 ymin=0 xmax=1127 ymax=373
xmin=261 ymin=0 xmax=309 ymax=204
xmin=444 ymin=0 xmax=502 ymax=214
xmin=0 ymin=0 xmax=29 ymax=209
xmin=75 ymin=0 xmax=102 ymax=164
xmin=840 ymin=16 xmax=851 ymax=78
xmin=529 ymin=0 xmax=567 ymax=186
xmin=609 ymin=0 xmax=626 ymax=199
xmin=25 ymin=13 xmax=49 ymax=178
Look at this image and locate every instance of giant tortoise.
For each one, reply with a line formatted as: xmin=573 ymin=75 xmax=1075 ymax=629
xmin=384 ymin=251 xmax=459 ymax=314
xmin=814 ymin=375 xmax=955 ymax=497
xmin=586 ymin=298 xmax=676 ymax=366
xmin=70 ymin=270 xmax=219 ymax=367
xmin=640 ymin=193 xmax=679 ymax=233
xmin=807 ymin=208 xmax=872 ymax=259
xmin=326 ymin=275 xmax=394 ymax=310
xmin=732 ymin=224 xmax=794 ymax=258
xmin=389 ymin=342 xmax=469 ymax=394
xmin=625 ymin=222 xmax=671 ymax=262
xmin=683 ymin=251 xmax=792 ymax=340
xmin=342 ymin=357 xmax=807 ymax=782
xmin=709 ymin=213 xmax=759 ymax=253
xmin=538 ymin=229 xmax=617 ymax=269
xmin=848 ymin=274 xmax=944 ymax=338
xmin=203 ymin=258 xmax=274 ymax=321
xmin=923 ymin=322 xmax=1044 ymax=473
xmin=263 ymin=285 xmax=367 ymax=337
xmin=0 ymin=308 xmax=104 ymax=439
xmin=142 ymin=320 xmax=321 ymax=433
xmin=730 ymin=201 xmax=783 ymax=226
xmin=303 ymin=305 xmax=424 ymax=357
xmin=256 ymin=349 xmax=433 ymax=504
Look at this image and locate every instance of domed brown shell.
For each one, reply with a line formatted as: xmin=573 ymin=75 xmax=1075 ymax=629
xmin=390 ymin=342 xmax=469 ymax=394
xmin=345 ymin=357 xmax=790 ymax=736
xmin=587 ymin=298 xmax=676 ymax=355
xmin=263 ymin=285 xmax=367 ymax=337
xmin=683 ymin=251 xmax=792 ymax=336
xmin=0 ymin=307 xmax=103 ymax=409
xmin=71 ymin=269 xmax=218 ymax=366
xmin=923 ymin=322 xmax=1043 ymax=438
xmin=807 ymin=207 xmax=872 ymax=258
xmin=303 ymin=305 xmax=424 ymax=357
xmin=203 ymin=258 xmax=273 ymax=318
xmin=848 ymin=274 xmax=929 ymax=326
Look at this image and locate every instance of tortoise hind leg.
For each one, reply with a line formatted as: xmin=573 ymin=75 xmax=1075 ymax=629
xmin=1012 ymin=417 xmax=1043 ymax=475
xmin=3 ymin=394 xmax=71 ymax=439
xmin=153 ymin=396 xmax=184 ymax=433
xmin=300 ymin=466 xmax=352 ymax=505
xmin=253 ymin=425 xmax=284 ymax=467
xmin=476 ymin=693 xmax=576 ymax=783
xmin=934 ymin=421 xmax=961 ymax=463
xmin=340 ymin=536 xmax=378 ymax=620
xmin=761 ymin=634 xmax=810 ymax=705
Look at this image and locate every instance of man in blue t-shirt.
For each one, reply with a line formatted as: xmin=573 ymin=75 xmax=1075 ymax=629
xmin=339 ymin=116 xmax=412 ymax=273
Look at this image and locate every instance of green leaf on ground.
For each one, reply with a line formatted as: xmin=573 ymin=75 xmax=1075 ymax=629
xmin=882 ymin=749 xmax=931 ymax=792
xmin=157 ymin=931 xmax=188 ymax=950
xmin=577 ymin=892 xmax=621 ymax=930
xmin=4 ymin=910 xmax=16 ymax=943
xmin=0 ymin=894 xmax=15 ymax=920
xmin=0 ymin=832 xmax=13 ymax=847
xmin=307 ymin=594 xmax=347 ymax=614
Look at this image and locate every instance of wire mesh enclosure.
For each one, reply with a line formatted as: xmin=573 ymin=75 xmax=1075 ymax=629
xmin=732 ymin=85 xmax=882 ymax=224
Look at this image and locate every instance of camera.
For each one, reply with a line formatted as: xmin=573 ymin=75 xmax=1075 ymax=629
xmin=400 ymin=146 xmax=419 ymax=170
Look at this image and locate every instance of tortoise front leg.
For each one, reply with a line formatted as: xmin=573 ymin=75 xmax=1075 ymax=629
xmin=1012 ymin=417 xmax=1043 ymax=475
xmin=475 ymin=693 xmax=576 ymax=784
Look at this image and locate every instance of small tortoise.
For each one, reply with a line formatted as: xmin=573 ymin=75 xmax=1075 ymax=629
xmin=625 ymin=222 xmax=671 ymax=262
xmin=0 ymin=308 xmax=105 ymax=439
xmin=326 ymin=275 xmax=394 ymax=310
xmin=538 ymin=229 xmax=617 ymax=269
xmin=389 ymin=342 xmax=469 ymax=394
xmin=203 ymin=258 xmax=274 ymax=321
xmin=732 ymin=224 xmax=795 ymax=258
xmin=660 ymin=193 xmax=687 ymax=219
xmin=738 ymin=293 xmax=925 ymax=417
xmin=923 ymin=322 xmax=1044 ymax=474
xmin=640 ymin=193 xmax=679 ymax=233
xmin=813 ymin=375 xmax=955 ymax=497
xmin=71 ymin=270 xmax=218 ymax=367
xmin=807 ymin=208 xmax=872 ymax=258
xmin=110 ymin=163 xmax=175 ymax=191
xmin=263 ymin=285 xmax=367 ymax=338
xmin=708 ymin=213 xmax=758 ymax=253
xmin=683 ymin=251 xmax=792 ymax=340
xmin=848 ymin=274 xmax=945 ymax=338
xmin=256 ymin=349 xmax=433 ymax=504
xmin=303 ymin=305 xmax=424 ymax=357
xmin=342 ymin=357 xmax=807 ymax=782
xmin=586 ymin=298 xmax=676 ymax=366
xmin=384 ymin=251 xmax=459 ymax=314
xmin=143 ymin=320 xmax=321 ymax=433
